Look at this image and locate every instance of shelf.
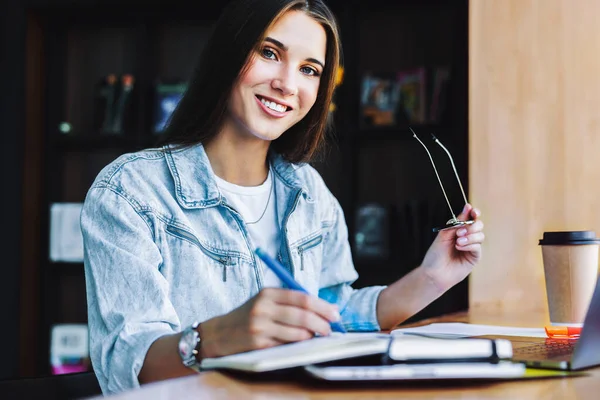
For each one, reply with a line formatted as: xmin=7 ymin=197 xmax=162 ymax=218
xmin=49 ymin=260 xmax=83 ymax=267
xmin=53 ymin=134 xmax=160 ymax=152
xmin=352 ymin=124 xmax=451 ymax=141
xmin=355 ymin=128 xmax=414 ymax=141
xmin=47 ymin=262 xmax=86 ymax=279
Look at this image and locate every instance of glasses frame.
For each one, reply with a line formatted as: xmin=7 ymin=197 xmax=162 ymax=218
xmin=410 ymin=127 xmax=475 ymax=233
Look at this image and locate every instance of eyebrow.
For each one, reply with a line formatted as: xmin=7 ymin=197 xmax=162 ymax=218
xmin=264 ymin=36 xmax=325 ymax=69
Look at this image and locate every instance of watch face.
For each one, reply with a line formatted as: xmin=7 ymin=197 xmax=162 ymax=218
xmin=179 ymin=328 xmax=198 ymax=361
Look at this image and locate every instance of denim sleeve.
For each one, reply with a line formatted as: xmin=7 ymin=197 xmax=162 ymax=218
xmin=81 ymin=185 xmax=179 ymax=394
xmin=317 ymin=193 xmax=386 ymax=332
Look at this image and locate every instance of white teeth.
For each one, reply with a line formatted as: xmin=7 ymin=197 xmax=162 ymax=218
xmin=260 ymin=97 xmax=287 ymax=112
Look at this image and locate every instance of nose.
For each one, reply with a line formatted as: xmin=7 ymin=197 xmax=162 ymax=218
xmin=271 ymin=67 xmax=298 ymax=96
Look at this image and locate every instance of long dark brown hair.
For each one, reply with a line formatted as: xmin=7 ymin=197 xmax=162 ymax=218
xmin=158 ymin=0 xmax=341 ymax=164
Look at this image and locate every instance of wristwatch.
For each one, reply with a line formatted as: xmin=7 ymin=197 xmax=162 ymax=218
xmin=178 ymin=321 xmax=201 ymax=368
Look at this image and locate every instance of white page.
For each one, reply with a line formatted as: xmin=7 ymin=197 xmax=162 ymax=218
xmin=391 ymin=322 xmax=546 ymax=338
xmin=201 ymin=332 xmax=390 ymax=372
xmin=388 ymin=335 xmax=513 ymax=360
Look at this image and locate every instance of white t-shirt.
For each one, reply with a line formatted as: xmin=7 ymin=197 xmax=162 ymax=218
xmin=214 ymin=169 xmax=282 ymax=288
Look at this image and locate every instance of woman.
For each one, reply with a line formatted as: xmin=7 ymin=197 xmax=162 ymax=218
xmin=81 ymin=0 xmax=484 ymax=394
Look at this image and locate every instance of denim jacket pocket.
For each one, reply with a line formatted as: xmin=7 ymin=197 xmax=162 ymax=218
xmin=292 ymin=233 xmax=323 ymax=294
xmin=165 ymin=225 xmax=237 ymax=282
xmin=297 ymin=234 xmax=323 ymax=272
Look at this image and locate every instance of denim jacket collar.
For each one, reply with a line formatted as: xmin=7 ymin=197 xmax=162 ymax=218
xmin=163 ymin=143 xmax=309 ymax=209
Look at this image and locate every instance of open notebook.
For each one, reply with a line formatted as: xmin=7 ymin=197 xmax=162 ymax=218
xmin=200 ymin=333 xmax=389 ymax=372
xmin=199 ymin=333 xmax=515 ymax=373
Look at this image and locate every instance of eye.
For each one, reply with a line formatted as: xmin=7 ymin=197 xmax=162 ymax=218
xmin=300 ymin=66 xmax=321 ymax=77
xmin=261 ymin=47 xmax=278 ymax=61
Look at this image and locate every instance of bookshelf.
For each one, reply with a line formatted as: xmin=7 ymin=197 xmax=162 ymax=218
xmin=327 ymin=0 xmax=469 ymax=323
xmin=28 ymin=2 xmax=225 ymax=377
xmin=22 ymin=0 xmax=468 ymax=377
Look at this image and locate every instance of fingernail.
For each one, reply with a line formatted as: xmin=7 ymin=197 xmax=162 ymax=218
xmin=331 ymin=311 xmax=341 ymax=321
xmin=457 ymin=237 xmax=468 ymax=245
xmin=474 ymin=209 xmax=481 ymax=217
xmin=462 ymin=204 xmax=469 ymax=213
xmin=457 ymin=228 xmax=467 ymax=236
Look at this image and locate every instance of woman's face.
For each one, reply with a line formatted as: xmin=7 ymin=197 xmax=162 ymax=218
xmin=227 ymin=10 xmax=327 ymax=141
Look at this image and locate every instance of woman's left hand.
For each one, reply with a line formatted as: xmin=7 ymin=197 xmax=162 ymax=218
xmin=420 ymin=203 xmax=484 ymax=292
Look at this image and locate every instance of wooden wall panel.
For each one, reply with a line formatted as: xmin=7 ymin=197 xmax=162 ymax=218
xmin=469 ymin=0 xmax=600 ymax=311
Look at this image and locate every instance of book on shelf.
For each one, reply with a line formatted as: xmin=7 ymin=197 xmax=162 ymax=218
xmin=354 ymin=203 xmax=390 ymax=260
xmin=50 ymin=324 xmax=90 ymax=375
xmin=397 ymin=67 xmax=427 ymax=124
xmin=359 ymin=66 xmax=452 ymax=129
xmin=153 ymin=80 xmax=188 ymax=135
xmin=359 ymin=73 xmax=401 ymax=127
xmin=93 ymin=74 xmax=136 ymax=136
xmin=429 ymin=66 xmax=451 ymax=123
xmin=111 ymin=74 xmax=135 ymax=135
xmin=49 ymin=203 xmax=84 ymax=263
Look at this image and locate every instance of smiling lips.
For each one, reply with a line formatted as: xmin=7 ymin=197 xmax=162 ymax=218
xmin=255 ymin=95 xmax=293 ymax=118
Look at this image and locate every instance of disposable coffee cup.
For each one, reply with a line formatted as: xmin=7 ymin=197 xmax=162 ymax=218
xmin=539 ymin=231 xmax=600 ymax=326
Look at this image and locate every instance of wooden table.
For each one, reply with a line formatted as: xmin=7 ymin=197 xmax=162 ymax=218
xmin=101 ymin=307 xmax=600 ymax=399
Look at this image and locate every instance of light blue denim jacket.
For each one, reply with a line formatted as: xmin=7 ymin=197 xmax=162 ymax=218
xmin=81 ymin=143 xmax=385 ymax=394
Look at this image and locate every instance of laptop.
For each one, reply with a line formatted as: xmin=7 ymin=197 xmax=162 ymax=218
xmin=506 ymin=276 xmax=600 ymax=370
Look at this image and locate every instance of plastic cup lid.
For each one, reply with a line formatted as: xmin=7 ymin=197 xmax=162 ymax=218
xmin=539 ymin=231 xmax=600 ymax=245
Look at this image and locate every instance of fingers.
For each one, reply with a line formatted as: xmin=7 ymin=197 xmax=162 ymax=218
xmin=270 ymin=304 xmax=332 ymax=336
xmin=455 ymin=243 xmax=482 ymax=252
xmin=456 ymin=203 xmax=472 ymax=220
xmin=246 ymin=327 xmax=285 ymax=350
xmin=254 ymin=288 xmax=340 ymax=337
xmin=470 ymin=207 xmax=481 ymax=220
xmin=212 ymin=289 xmax=343 ymax=357
xmin=262 ymin=288 xmax=341 ymax=323
xmin=455 ymin=216 xmax=484 ymax=251
xmin=456 ymin=220 xmax=484 ymax=237
xmin=456 ymin=231 xmax=484 ymax=245
xmin=247 ymin=316 xmax=313 ymax=346
xmin=266 ymin=314 xmax=325 ymax=342
xmin=455 ymin=229 xmax=485 ymax=252
xmin=457 ymin=203 xmax=481 ymax=221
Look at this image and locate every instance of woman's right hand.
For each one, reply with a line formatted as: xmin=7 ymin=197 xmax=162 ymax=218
xmin=197 ymin=288 xmax=342 ymax=358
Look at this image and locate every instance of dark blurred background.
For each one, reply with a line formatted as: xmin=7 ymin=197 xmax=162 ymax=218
xmin=0 ymin=0 xmax=468 ymax=384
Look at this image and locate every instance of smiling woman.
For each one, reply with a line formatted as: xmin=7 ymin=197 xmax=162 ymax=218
xmin=161 ymin=0 xmax=341 ymax=164
xmin=79 ymin=0 xmax=485 ymax=396
xmin=227 ymin=10 xmax=326 ymax=142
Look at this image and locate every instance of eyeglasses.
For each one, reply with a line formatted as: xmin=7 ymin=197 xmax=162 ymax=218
xmin=411 ymin=127 xmax=474 ymax=233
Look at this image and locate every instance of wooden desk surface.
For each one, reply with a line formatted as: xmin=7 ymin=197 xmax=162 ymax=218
xmin=102 ymin=307 xmax=600 ymax=399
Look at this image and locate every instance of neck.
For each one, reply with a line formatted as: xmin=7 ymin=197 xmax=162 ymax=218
xmin=204 ymin=119 xmax=271 ymax=186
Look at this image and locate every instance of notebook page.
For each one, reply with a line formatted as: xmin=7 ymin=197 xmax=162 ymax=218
xmin=200 ymin=333 xmax=389 ymax=372
xmin=391 ymin=323 xmax=546 ymax=338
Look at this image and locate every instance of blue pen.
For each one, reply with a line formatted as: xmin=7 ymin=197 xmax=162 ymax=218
xmin=254 ymin=248 xmax=346 ymax=334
